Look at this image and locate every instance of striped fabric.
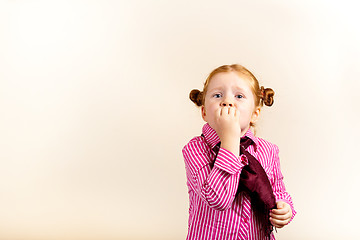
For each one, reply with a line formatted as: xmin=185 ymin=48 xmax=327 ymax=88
xmin=182 ymin=123 xmax=296 ymax=240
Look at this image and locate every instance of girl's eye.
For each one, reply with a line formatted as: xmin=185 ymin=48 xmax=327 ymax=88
xmin=235 ymin=94 xmax=243 ymax=99
xmin=213 ymin=93 xmax=221 ymax=98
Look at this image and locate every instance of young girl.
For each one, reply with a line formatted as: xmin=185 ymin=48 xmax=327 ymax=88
xmin=182 ymin=64 xmax=296 ymax=240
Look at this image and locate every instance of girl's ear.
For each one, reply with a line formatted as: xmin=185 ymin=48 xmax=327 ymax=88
xmin=201 ymin=106 xmax=207 ymax=121
xmin=251 ymin=106 xmax=261 ymax=124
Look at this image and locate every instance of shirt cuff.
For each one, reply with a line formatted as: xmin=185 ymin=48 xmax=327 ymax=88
xmin=214 ymin=147 xmax=247 ymax=175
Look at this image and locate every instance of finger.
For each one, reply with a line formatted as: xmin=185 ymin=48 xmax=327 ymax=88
xmin=272 ymin=201 xmax=290 ymax=214
xmin=226 ymin=106 xmax=232 ymax=115
xmin=270 ymin=219 xmax=284 ymax=228
xmin=277 ymin=201 xmax=286 ymax=209
xmin=228 ymin=106 xmax=235 ymax=116
xmin=271 ymin=207 xmax=288 ymax=215
xmin=270 ymin=216 xmax=290 ymax=228
xmin=219 ymin=107 xmax=224 ymax=116
xmin=224 ymin=107 xmax=231 ymax=115
xmin=270 ymin=211 xmax=292 ymax=221
xmin=220 ymin=107 xmax=229 ymax=116
xmin=234 ymin=108 xmax=240 ymax=118
xmin=216 ymin=107 xmax=221 ymax=117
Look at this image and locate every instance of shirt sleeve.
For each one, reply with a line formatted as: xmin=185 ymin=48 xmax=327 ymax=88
xmin=271 ymin=145 xmax=296 ymax=222
xmin=183 ymin=138 xmax=248 ymax=211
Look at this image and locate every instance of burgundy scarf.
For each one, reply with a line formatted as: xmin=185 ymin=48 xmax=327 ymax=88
xmin=236 ymin=137 xmax=276 ymax=238
xmin=212 ymin=136 xmax=276 ymax=239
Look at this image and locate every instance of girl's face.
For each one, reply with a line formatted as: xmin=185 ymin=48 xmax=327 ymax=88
xmin=201 ymin=71 xmax=260 ymax=136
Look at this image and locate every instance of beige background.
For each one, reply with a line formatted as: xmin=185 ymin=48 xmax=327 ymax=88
xmin=1 ymin=0 xmax=360 ymax=239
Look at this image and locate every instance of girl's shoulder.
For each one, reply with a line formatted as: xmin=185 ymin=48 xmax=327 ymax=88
xmin=182 ymin=135 xmax=213 ymax=171
xmin=182 ymin=135 xmax=207 ymax=152
xmin=188 ymin=135 xmax=204 ymax=143
xmin=184 ymin=135 xmax=205 ymax=145
xmin=253 ymin=137 xmax=280 ymax=169
xmin=254 ymin=136 xmax=280 ymax=154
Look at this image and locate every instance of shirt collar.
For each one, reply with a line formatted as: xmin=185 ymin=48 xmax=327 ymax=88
xmin=202 ymin=123 xmax=259 ymax=151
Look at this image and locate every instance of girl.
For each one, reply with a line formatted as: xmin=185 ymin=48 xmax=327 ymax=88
xmin=182 ymin=64 xmax=295 ymax=240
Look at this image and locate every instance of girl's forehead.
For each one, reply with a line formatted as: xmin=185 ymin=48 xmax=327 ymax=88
xmin=208 ymin=72 xmax=252 ymax=91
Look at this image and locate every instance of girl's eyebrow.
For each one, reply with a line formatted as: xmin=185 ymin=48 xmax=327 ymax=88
xmin=234 ymin=87 xmax=252 ymax=95
xmin=208 ymin=87 xmax=224 ymax=92
xmin=233 ymin=86 xmax=246 ymax=92
xmin=209 ymin=86 xmax=248 ymax=93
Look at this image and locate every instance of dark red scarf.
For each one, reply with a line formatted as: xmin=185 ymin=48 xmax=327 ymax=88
xmin=236 ymin=136 xmax=276 ymax=238
xmin=211 ymin=136 xmax=276 ymax=239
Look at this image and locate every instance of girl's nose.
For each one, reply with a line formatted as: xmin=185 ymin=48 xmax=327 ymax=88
xmin=221 ymin=101 xmax=233 ymax=107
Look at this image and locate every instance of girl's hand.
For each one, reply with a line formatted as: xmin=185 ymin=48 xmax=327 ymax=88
xmin=269 ymin=201 xmax=292 ymax=228
xmin=213 ymin=106 xmax=241 ymax=156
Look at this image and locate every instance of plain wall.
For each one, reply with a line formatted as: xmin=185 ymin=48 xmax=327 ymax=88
xmin=1 ymin=0 xmax=360 ymax=239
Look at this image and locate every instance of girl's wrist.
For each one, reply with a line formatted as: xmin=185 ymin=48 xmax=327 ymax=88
xmin=220 ymin=139 xmax=240 ymax=157
xmin=219 ymin=132 xmax=241 ymax=145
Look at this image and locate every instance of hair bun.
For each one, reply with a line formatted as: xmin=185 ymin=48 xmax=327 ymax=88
xmin=260 ymin=86 xmax=275 ymax=106
xmin=189 ymin=89 xmax=203 ymax=106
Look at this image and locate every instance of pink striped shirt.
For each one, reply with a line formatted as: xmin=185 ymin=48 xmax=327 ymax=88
xmin=182 ymin=123 xmax=296 ymax=240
